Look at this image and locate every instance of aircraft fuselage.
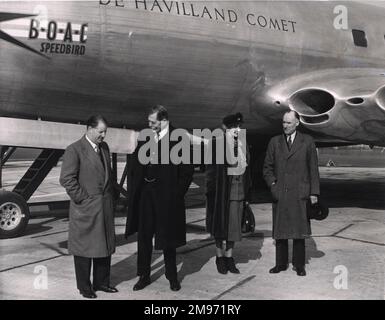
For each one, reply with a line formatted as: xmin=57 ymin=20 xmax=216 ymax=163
xmin=1 ymin=1 xmax=385 ymax=145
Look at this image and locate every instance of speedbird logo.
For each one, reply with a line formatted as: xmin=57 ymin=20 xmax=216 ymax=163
xmin=29 ymin=19 xmax=88 ymax=55
xmin=0 ymin=12 xmax=48 ymax=58
xmin=0 ymin=11 xmax=88 ymax=57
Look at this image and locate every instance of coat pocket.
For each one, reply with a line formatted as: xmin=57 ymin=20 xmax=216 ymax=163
xmin=78 ymin=195 xmax=96 ymax=206
xmin=73 ymin=195 xmax=101 ymax=216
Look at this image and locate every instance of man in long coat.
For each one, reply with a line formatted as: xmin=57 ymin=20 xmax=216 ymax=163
xmin=125 ymin=105 xmax=194 ymax=291
xmin=60 ymin=115 xmax=117 ymax=298
xmin=263 ymin=110 xmax=320 ymax=276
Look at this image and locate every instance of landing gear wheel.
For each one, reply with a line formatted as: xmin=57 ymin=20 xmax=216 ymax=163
xmin=0 ymin=191 xmax=30 ymax=239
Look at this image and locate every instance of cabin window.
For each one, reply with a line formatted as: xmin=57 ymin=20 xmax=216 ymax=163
xmin=352 ymin=29 xmax=367 ymax=47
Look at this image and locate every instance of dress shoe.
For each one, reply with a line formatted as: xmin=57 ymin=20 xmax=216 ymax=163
xmin=133 ymin=276 xmax=151 ymax=291
xmin=215 ymin=257 xmax=228 ymax=274
xmin=295 ymin=267 xmax=306 ymax=276
xmin=169 ymin=279 xmax=181 ymax=291
xmin=269 ymin=264 xmax=289 ymax=274
xmin=224 ymin=257 xmax=240 ymax=274
xmin=80 ymin=290 xmax=97 ymax=299
xmin=93 ymin=285 xmax=118 ymax=293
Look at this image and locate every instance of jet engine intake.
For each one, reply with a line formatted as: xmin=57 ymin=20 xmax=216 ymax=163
xmin=289 ymin=89 xmax=335 ymax=116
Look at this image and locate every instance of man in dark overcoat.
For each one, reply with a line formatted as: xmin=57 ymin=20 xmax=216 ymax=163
xmin=263 ymin=110 xmax=320 ymax=276
xmin=125 ymin=105 xmax=194 ymax=291
xmin=60 ymin=115 xmax=117 ymax=298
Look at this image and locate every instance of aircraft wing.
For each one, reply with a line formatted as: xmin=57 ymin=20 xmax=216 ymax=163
xmin=0 ymin=117 xmax=138 ymax=154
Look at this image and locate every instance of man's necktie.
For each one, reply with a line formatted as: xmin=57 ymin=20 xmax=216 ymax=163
xmin=234 ymin=135 xmax=238 ymax=157
xmin=95 ymin=145 xmax=104 ymax=166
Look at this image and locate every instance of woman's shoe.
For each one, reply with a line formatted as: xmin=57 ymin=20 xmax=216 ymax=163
xmin=215 ymin=257 xmax=228 ymax=274
xmin=225 ymin=257 xmax=240 ymax=274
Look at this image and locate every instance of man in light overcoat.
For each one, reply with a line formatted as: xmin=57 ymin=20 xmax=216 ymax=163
xmin=263 ymin=110 xmax=320 ymax=276
xmin=60 ymin=115 xmax=117 ymax=298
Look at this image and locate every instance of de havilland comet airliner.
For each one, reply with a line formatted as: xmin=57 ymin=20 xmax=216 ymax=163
xmin=0 ymin=0 xmax=385 ymax=238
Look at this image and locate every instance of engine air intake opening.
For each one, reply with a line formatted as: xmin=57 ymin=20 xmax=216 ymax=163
xmin=290 ymin=89 xmax=335 ymax=116
xmin=347 ymin=97 xmax=364 ymax=105
xmin=300 ymin=114 xmax=329 ymax=124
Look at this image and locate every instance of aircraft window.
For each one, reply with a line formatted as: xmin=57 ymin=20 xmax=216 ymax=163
xmin=352 ymin=29 xmax=367 ymax=47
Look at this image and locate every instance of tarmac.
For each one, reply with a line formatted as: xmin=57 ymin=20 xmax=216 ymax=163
xmin=0 ymin=163 xmax=384 ymax=300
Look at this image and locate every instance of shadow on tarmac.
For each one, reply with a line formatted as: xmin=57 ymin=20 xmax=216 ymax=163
xmin=305 ymin=237 xmax=325 ymax=263
xmin=22 ymin=217 xmax=64 ymax=237
xmin=108 ymin=229 xmax=269 ymax=288
xmin=285 ymin=237 xmax=325 ymax=265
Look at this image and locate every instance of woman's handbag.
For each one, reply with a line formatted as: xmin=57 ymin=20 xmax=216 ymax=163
xmin=241 ymin=202 xmax=255 ymax=233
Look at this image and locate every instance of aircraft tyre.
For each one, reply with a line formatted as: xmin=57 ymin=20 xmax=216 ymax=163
xmin=0 ymin=191 xmax=30 ymax=239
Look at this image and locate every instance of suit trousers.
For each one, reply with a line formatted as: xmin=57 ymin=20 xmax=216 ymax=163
xmin=275 ymin=239 xmax=305 ymax=268
xmin=137 ymin=182 xmax=177 ymax=280
xmin=73 ymin=255 xmax=111 ymax=292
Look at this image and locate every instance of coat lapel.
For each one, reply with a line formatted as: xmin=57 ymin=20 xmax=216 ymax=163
xmin=100 ymin=144 xmax=110 ymax=189
xmin=80 ymin=136 xmax=105 ymax=177
xmin=279 ymin=135 xmax=289 ymax=158
xmin=287 ymin=131 xmax=304 ymax=159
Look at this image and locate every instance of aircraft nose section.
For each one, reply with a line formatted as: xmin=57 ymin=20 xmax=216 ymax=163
xmin=375 ymin=86 xmax=385 ymax=111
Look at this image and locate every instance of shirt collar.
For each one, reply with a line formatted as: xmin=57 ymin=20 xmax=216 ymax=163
xmin=85 ymin=134 xmax=98 ymax=150
xmin=287 ymin=131 xmax=296 ymax=141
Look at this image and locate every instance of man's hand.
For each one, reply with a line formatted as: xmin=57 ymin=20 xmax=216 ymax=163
xmin=310 ymin=195 xmax=318 ymax=205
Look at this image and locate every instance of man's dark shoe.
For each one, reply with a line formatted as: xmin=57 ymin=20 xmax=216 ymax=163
xmin=269 ymin=264 xmax=289 ymax=274
xmin=225 ymin=257 xmax=240 ymax=274
xmin=216 ymin=257 xmax=228 ymax=274
xmin=93 ymin=285 xmax=118 ymax=293
xmin=133 ymin=276 xmax=151 ymax=291
xmin=80 ymin=290 xmax=97 ymax=299
xmin=169 ymin=279 xmax=181 ymax=291
xmin=295 ymin=267 xmax=306 ymax=276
